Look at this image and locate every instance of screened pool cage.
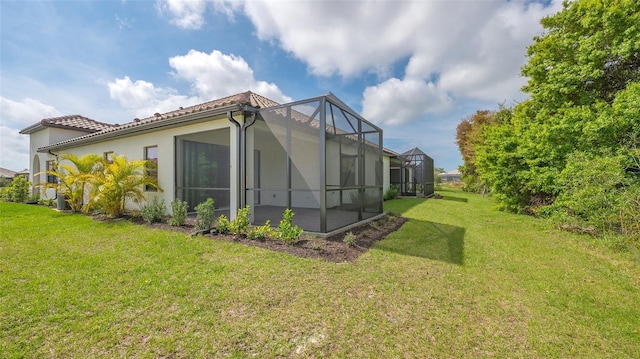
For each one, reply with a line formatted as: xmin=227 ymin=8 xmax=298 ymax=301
xmin=390 ymin=147 xmax=435 ymax=198
xmin=244 ymin=94 xmax=384 ymax=233
xmin=173 ymin=94 xmax=383 ymax=234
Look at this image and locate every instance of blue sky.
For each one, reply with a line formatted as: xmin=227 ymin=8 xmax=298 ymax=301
xmin=1 ymin=0 xmax=561 ymax=173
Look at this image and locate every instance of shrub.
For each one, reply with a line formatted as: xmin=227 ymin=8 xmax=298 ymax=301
xmin=215 ymin=215 xmax=230 ymax=234
xmin=229 ymin=205 xmax=251 ymax=235
xmin=6 ymin=176 xmax=30 ymax=203
xmin=38 ymin=198 xmax=56 ymax=207
xmin=41 ymin=153 xmax=103 ymax=213
xmin=141 ymin=197 xmax=166 ymax=223
xmin=168 ymin=199 xmax=188 ymax=227
xmin=87 ymin=154 xmax=161 ymax=217
xmin=194 ymin=198 xmax=215 ymax=230
xmin=0 ymin=177 xmax=11 ymax=188
xmin=384 ymin=185 xmax=400 ymax=200
xmin=276 ymin=209 xmax=303 ymax=245
xmin=547 ymin=153 xmax=626 ymax=235
xmin=343 ymin=231 xmax=357 ymax=246
xmin=247 ymin=220 xmax=272 ymax=241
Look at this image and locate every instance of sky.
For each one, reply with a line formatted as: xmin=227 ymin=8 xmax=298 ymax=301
xmin=0 ymin=0 xmax=562 ymax=173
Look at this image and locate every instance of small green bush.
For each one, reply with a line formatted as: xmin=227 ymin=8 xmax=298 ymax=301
xmin=168 ymin=199 xmax=188 ymax=227
xmin=216 ymin=215 xmax=230 ymax=234
xmin=343 ymin=231 xmax=357 ymax=246
xmin=247 ymin=220 xmax=272 ymax=241
xmin=194 ymin=198 xmax=215 ymax=230
xmin=276 ymin=209 xmax=303 ymax=245
xmin=383 ymin=185 xmax=400 ymax=201
xmin=38 ymin=198 xmax=56 ymax=207
xmin=229 ymin=205 xmax=251 ymax=235
xmin=6 ymin=176 xmax=31 ymax=203
xmin=141 ymin=197 xmax=166 ymax=223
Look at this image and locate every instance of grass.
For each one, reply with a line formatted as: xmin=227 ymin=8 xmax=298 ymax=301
xmin=1 ymin=189 xmax=639 ymax=358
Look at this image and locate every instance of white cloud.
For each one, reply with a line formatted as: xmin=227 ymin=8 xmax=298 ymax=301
xmin=0 ymin=97 xmax=62 ymax=126
xmin=107 ymin=76 xmax=200 ymax=118
xmin=108 ymin=50 xmax=290 ymax=118
xmin=362 ymin=78 xmax=452 ymax=126
xmin=242 ymin=0 xmax=423 ymax=77
xmin=157 ymin=0 xmax=208 ymax=29
xmin=157 ymin=0 xmax=241 ymax=29
xmin=158 ymin=0 xmax=561 ymax=125
xmin=169 ymin=49 xmax=291 ymax=103
xmin=0 ymin=126 xmax=29 ymax=171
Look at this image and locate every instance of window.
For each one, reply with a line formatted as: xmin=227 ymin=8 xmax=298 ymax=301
xmin=46 ymin=160 xmax=57 ymax=184
xmin=103 ymin=151 xmax=114 ymax=164
xmin=145 ymin=146 xmax=158 ymax=191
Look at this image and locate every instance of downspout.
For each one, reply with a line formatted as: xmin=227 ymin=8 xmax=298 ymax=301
xmin=47 ymin=150 xmax=59 ymax=201
xmin=227 ymin=108 xmax=258 ymax=212
xmin=239 ymin=109 xmax=258 ymax=208
xmin=227 ymin=111 xmax=242 ymax=215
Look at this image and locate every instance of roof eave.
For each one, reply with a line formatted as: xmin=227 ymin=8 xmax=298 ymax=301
xmin=37 ymin=104 xmax=242 ymax=153
xmin=19 ymin=122 xmax=45 ymax=134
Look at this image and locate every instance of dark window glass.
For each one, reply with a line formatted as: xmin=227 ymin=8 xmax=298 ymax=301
xmin=145 ymin=146 xmax=158 ymax=191
xmin=46 ymin=160 xmax=56 ymax=184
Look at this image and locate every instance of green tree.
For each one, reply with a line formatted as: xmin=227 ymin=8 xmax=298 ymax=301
xmin=472 ymin=0 xmax=640 ymax=214
xmin=88 ymin=154 xmax=161 ymax=217
xmin=40 ymin=153 xmax=103 ymax=212
xmin=456 ymin=110 xmax=494 ymax=192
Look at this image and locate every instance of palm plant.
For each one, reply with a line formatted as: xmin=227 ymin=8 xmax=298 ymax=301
xmin=40 ymin=153 xmax=103 ymax=212
xmin=87 ymin=154 xmax=161 ymax=217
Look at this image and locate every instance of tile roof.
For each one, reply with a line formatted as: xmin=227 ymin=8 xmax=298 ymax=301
xmin=37 ymin=91 xmax=281 ymax=151
xmin=0 ymin=167 xmax=18 ymax=178
xmin=42 ymin=115 xmax=115 ymax=132
xmin=122 ymin=91 xmax=280 ymax=130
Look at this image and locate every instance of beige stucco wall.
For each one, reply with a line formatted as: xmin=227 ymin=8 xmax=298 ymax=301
xmin=38 ymin=116 xmax=239 ymax=217
xmin=383 ymin=155 xmax=390 ymax=194
xmin=28 ymin=127 xmax=93 ymax=198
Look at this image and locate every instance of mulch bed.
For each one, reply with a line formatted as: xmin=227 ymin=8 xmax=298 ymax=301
xmin=129 ymin=214 xmax=407 ymax=263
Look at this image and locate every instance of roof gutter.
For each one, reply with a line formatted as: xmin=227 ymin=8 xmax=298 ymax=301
xmin=19 ymin=122 xmax=45 ymax=135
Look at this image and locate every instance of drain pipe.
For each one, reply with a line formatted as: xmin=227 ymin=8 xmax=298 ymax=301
xmin=47 ymin=150 xmax=61 ymax=205
xmin=228 ymin=108 xmax=259 ymax=212
xmin=240 ymin=110 xmax=258 ymax=208
xmin=227 ymin=111 xmax=242 ymax=216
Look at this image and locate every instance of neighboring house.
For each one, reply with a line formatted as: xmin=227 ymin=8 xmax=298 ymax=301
xmin=0 ymin=167 xmax=18 ymax=181
xmin=438 ymin=169 xmax=462 ymax=182
xmin=21 ymin=91 xmax=394 ymax=235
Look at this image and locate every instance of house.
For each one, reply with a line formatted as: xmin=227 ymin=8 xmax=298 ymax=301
xmin=0 ymin=167 xmax=18 ymax=181
xmin=21 ymin=91 xmax=394 ymax=235
xmin=438 ymin=169 xmax=462 ymax=183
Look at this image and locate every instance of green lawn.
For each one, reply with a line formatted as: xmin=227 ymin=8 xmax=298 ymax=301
xmin=1 ymin=189 xmax=639 ymax=358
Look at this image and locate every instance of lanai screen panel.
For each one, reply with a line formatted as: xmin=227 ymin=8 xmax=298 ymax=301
xmin=362 ymin=121 xmax=383 ymax=219
xmin=423 ymin=154 xmax=435 ymax=197
xmin=249 ymin=99 xmax=322 ymax=232
xmin=325 ymin=98 xmax=383 ymax=232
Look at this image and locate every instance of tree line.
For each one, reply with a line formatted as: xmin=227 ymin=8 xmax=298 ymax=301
xmin=456 ymin=0 xmax=639 ymax=244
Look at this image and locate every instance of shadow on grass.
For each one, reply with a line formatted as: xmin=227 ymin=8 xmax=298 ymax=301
xmin=440 ymin=196 xmax=468 ymax=203
xmin=384 ymin=197 xmax=427 ymax=214
xmin=375 ymin=219 xmax=465 ymax=265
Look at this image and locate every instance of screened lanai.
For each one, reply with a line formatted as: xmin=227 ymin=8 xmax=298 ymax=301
xmin=395 ymin=147 xmax=435 ymax=198
xmin=245 ymin=94 xmax=383 ymax=233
